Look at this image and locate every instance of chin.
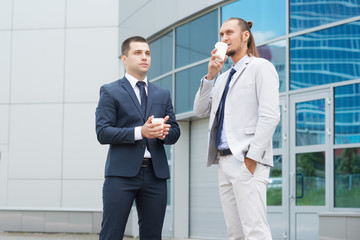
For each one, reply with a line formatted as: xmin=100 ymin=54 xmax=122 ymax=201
xmin=227 ymin=50 xmax=236 ymax=57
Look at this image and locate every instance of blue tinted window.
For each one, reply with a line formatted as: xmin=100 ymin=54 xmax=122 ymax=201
xmin=273 ymin=106 xmax=282 ymax=149
xmin=152 ymin=74 xmax=173 ymax=100
xmin=148 ymin=31 xmax=173 ymax=79
xmin=334 ymin=84 xmax=360 ymax=144
xmin=222 ymin=0 xmax=285 ymax=43
xmin=175 ymin=11 xmax=217 ymax=68
xmin=290 ymin=0 xmax=360 ymax=33
xmin=175 ymin=63 xmax=207 ymax=113
xmin=267 ymin=155 xmax=282 ymax=206
xmin=290 ymin=21 xmax=360 ymax=90
xmin=296 ymin=99 xmax=325 ymax=146
xmin=258 ymin=40 xmax=286 ymax=92
xmin=334 ymin=147 xmax=360 ymax=208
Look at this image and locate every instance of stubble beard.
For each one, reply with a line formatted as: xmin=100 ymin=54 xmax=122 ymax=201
xmin=227 ymin=35 xmax=245 ymax=57
xmin=227 ymin=50 xmax=236 ymax=57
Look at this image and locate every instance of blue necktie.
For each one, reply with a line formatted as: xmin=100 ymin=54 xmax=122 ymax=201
xmin=215 ymin=68 xmax=237 ymax=148
xmin=136 ymin=81 xmax=147 ymax=117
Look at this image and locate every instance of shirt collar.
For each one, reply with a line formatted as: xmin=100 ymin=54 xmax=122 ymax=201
xmin=232 ymin=54 xmax=250 ymax=72
xmin=125 ymin=73 xmax=148 ymax=89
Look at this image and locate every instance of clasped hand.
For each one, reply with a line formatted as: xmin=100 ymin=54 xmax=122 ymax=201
xmin=141 ymin=115 xmax=170 ymax=140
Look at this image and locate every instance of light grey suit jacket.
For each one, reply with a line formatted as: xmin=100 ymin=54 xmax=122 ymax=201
xmin=193 ymin=56 xmax=280 ymax=167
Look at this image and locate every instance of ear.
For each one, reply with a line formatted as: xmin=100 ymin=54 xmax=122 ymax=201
xmin=121 ymin=55 xmax=127 ymax=65
xmin=243 ymin=31 xmax=250 ymax=42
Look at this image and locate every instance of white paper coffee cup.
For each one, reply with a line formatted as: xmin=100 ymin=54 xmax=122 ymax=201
xmin=214 ymin=42 xmax=228 ymax=62
xmin=152 ymin=118 xmax=164 ymax=126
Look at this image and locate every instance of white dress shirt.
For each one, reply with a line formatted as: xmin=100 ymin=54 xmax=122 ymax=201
xmin=125 ymin=73 xmax=151 ymax=158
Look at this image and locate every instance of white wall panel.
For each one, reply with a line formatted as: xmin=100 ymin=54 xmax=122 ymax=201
xmin=176 ymin=0 xmax=219 ymax=21
xmin=0 ymin=106 xmax=9 ymax=144
xmin=189 ymin=118 xmax=227 ymax=239
xmin=0 ymin=146 xmax=9 ymax=206
xmin=62 ymin=103 xmax=107 ymax=179
xmin=119 ymin=1 xmax=150 ymax=25
xmin=9 ymin=104 xmax=63 ymax=179
xmin=0 ymin=0 xmax=13 ymax=30
xmin=22 ymin=212 xmax=46 ymax=232
xmin=0 ymin=31 xmax=11 ymax=103
xmin=11 ymin=30 xmax=65 ymax=103
xmin=118 ymin=0 xmax=177 ymax=43
xmin=296 ymin=213 xmax=319 ymax=240
xmin=118 ymin=0 xmax=224 ymax=44
xmin=13 ymin=0 xmax=65 ymax=29
xmin=62 ymin=180 xmax=103 ymax=209
xmin=7 ymin=180 xmax=61 ymax=207
xmin=66 ymin=0 xmax=118 ymax=27
xmin=64 ymin=27 xmax=119 ymax=102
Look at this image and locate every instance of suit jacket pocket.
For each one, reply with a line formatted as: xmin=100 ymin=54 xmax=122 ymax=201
xmin=244 ymin=126 xmax=256 ymax=135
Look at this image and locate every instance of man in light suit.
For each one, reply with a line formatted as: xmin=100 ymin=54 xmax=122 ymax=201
xmin=96 ymin=36 xmax=180 ymax=240
xmin=193 ymin=18 xmax=280 ymax=240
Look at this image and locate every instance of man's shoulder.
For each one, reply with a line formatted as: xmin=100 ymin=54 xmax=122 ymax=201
xmin=100 ymin=79 xmax=123 ymax=91
xmin=149 ymin=81 xmax=170 ymax=94
xmin=250 ymin=56 xmax=273 ymax=67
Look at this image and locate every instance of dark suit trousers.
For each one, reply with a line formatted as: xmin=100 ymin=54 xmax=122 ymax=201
xmin=99 ymin=167 xmax=167 ymax=240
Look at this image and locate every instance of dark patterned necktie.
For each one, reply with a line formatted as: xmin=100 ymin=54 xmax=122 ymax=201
xmin=136 ymin=81 xmax=147 ymax=117
xmin=215 ymin=68 xmax=237 ymax=148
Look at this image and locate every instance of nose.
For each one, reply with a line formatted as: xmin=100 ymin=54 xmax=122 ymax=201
xmin=221 ymin=34 xmax=228 ymax=43
xmin=141 ymin=53 xmax=148 ymax=60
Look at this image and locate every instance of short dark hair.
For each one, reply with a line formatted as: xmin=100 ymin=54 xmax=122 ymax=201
xmin=121 ymin=36 xmax=148 ymax=56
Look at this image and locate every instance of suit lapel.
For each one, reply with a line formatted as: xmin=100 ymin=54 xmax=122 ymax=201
xmin=231 ymin=56 xmax=253 ymax=86
xmin=213 ymin=70 xmax=230 ymax=112
xmin=213 ymin=56 xmax=254 ymax=111
xmin=121 ymin=77 xmax=145 ymax=120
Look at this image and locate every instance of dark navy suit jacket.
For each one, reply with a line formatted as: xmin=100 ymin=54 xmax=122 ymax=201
xmin=96 ymin=77 xmax=180 ymax=179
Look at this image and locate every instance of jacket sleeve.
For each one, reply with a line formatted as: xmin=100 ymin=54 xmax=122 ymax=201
xmin=193 ymin=77 xmax=215 ymax=118
xmin=163 ymin=90 xmax=180 ymax=145
xmin=246 ymin=60 xmax=280 ymax=163
xmin=95 ymin=85 xmax=135 ymax=145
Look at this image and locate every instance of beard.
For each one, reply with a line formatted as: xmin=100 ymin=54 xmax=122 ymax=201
xmin=227 ymin=50 xmax=236 ymax=57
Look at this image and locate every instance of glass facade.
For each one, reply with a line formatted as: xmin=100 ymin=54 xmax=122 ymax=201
xmin=334 ymin=83 xmax=360 ymax=144
xmin=296 ymin=152 xmax=326 ymax=206
xmin=152 ymin=75 xmax=173 ymax=99
xmin=175 ymin=10 xmax=217 ymax=68
xmin=268 ymin=155 xmax=282 ymax=206
xmin=148 ymin=31 xmax=173 ymax=80
xmin=334 ymin=147 xmax=360 ymax=208
xmin=290 ymin=21 xmax=360 ymax=90
xmin=222 ymin=0 xmax=286 ymax=43
xmin=175 ymin=63 xmax=207 ymax=113
xmin=258 ymin=40 xmax=287 ymax=92
xmin=296 ymin=99 xmax=325 ymax=146
xmin=273 ymin=106 xmax=282 ymax=149
xmin=290 ymin=0 xmax=360 ymax=33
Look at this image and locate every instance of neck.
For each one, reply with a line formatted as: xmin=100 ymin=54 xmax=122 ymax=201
xmin=231 ymin=48 xmax=248 ymax=64
xmin=127 ymin=71 xmax=146 ymax=81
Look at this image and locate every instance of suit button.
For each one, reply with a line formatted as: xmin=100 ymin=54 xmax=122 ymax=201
xmin=142 ymin=145 xmax=145 ymax=148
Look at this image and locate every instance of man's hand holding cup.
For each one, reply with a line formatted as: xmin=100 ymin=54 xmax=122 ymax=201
xmin=207 ymin=42 xmax=228 ymax=80
xmin=152 ymin=116 xmax=170 ymax=140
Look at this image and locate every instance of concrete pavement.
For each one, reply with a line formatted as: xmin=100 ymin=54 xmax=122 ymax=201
xmin=0 ymin=232 xmax=194 ymax=240
xmin=0 ymin=232 xmax=135 ymax=240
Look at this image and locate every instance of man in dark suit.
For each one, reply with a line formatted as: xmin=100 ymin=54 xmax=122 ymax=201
xmin=96 ymin=36 xmax=180 ymax=240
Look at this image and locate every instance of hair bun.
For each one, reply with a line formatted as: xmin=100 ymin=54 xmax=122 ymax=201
xmin=247 ymin=21 xmax=253 ymax=29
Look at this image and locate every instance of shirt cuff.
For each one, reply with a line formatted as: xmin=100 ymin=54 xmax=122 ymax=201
xmin=134 ymin=126 xmax=143 ymax=141
xmin=203 ymin=75 xmax=215 ymax=82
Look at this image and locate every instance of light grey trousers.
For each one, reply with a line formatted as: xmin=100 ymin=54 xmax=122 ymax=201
xmin=218 ymin=155 xmax=272 ymax=240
